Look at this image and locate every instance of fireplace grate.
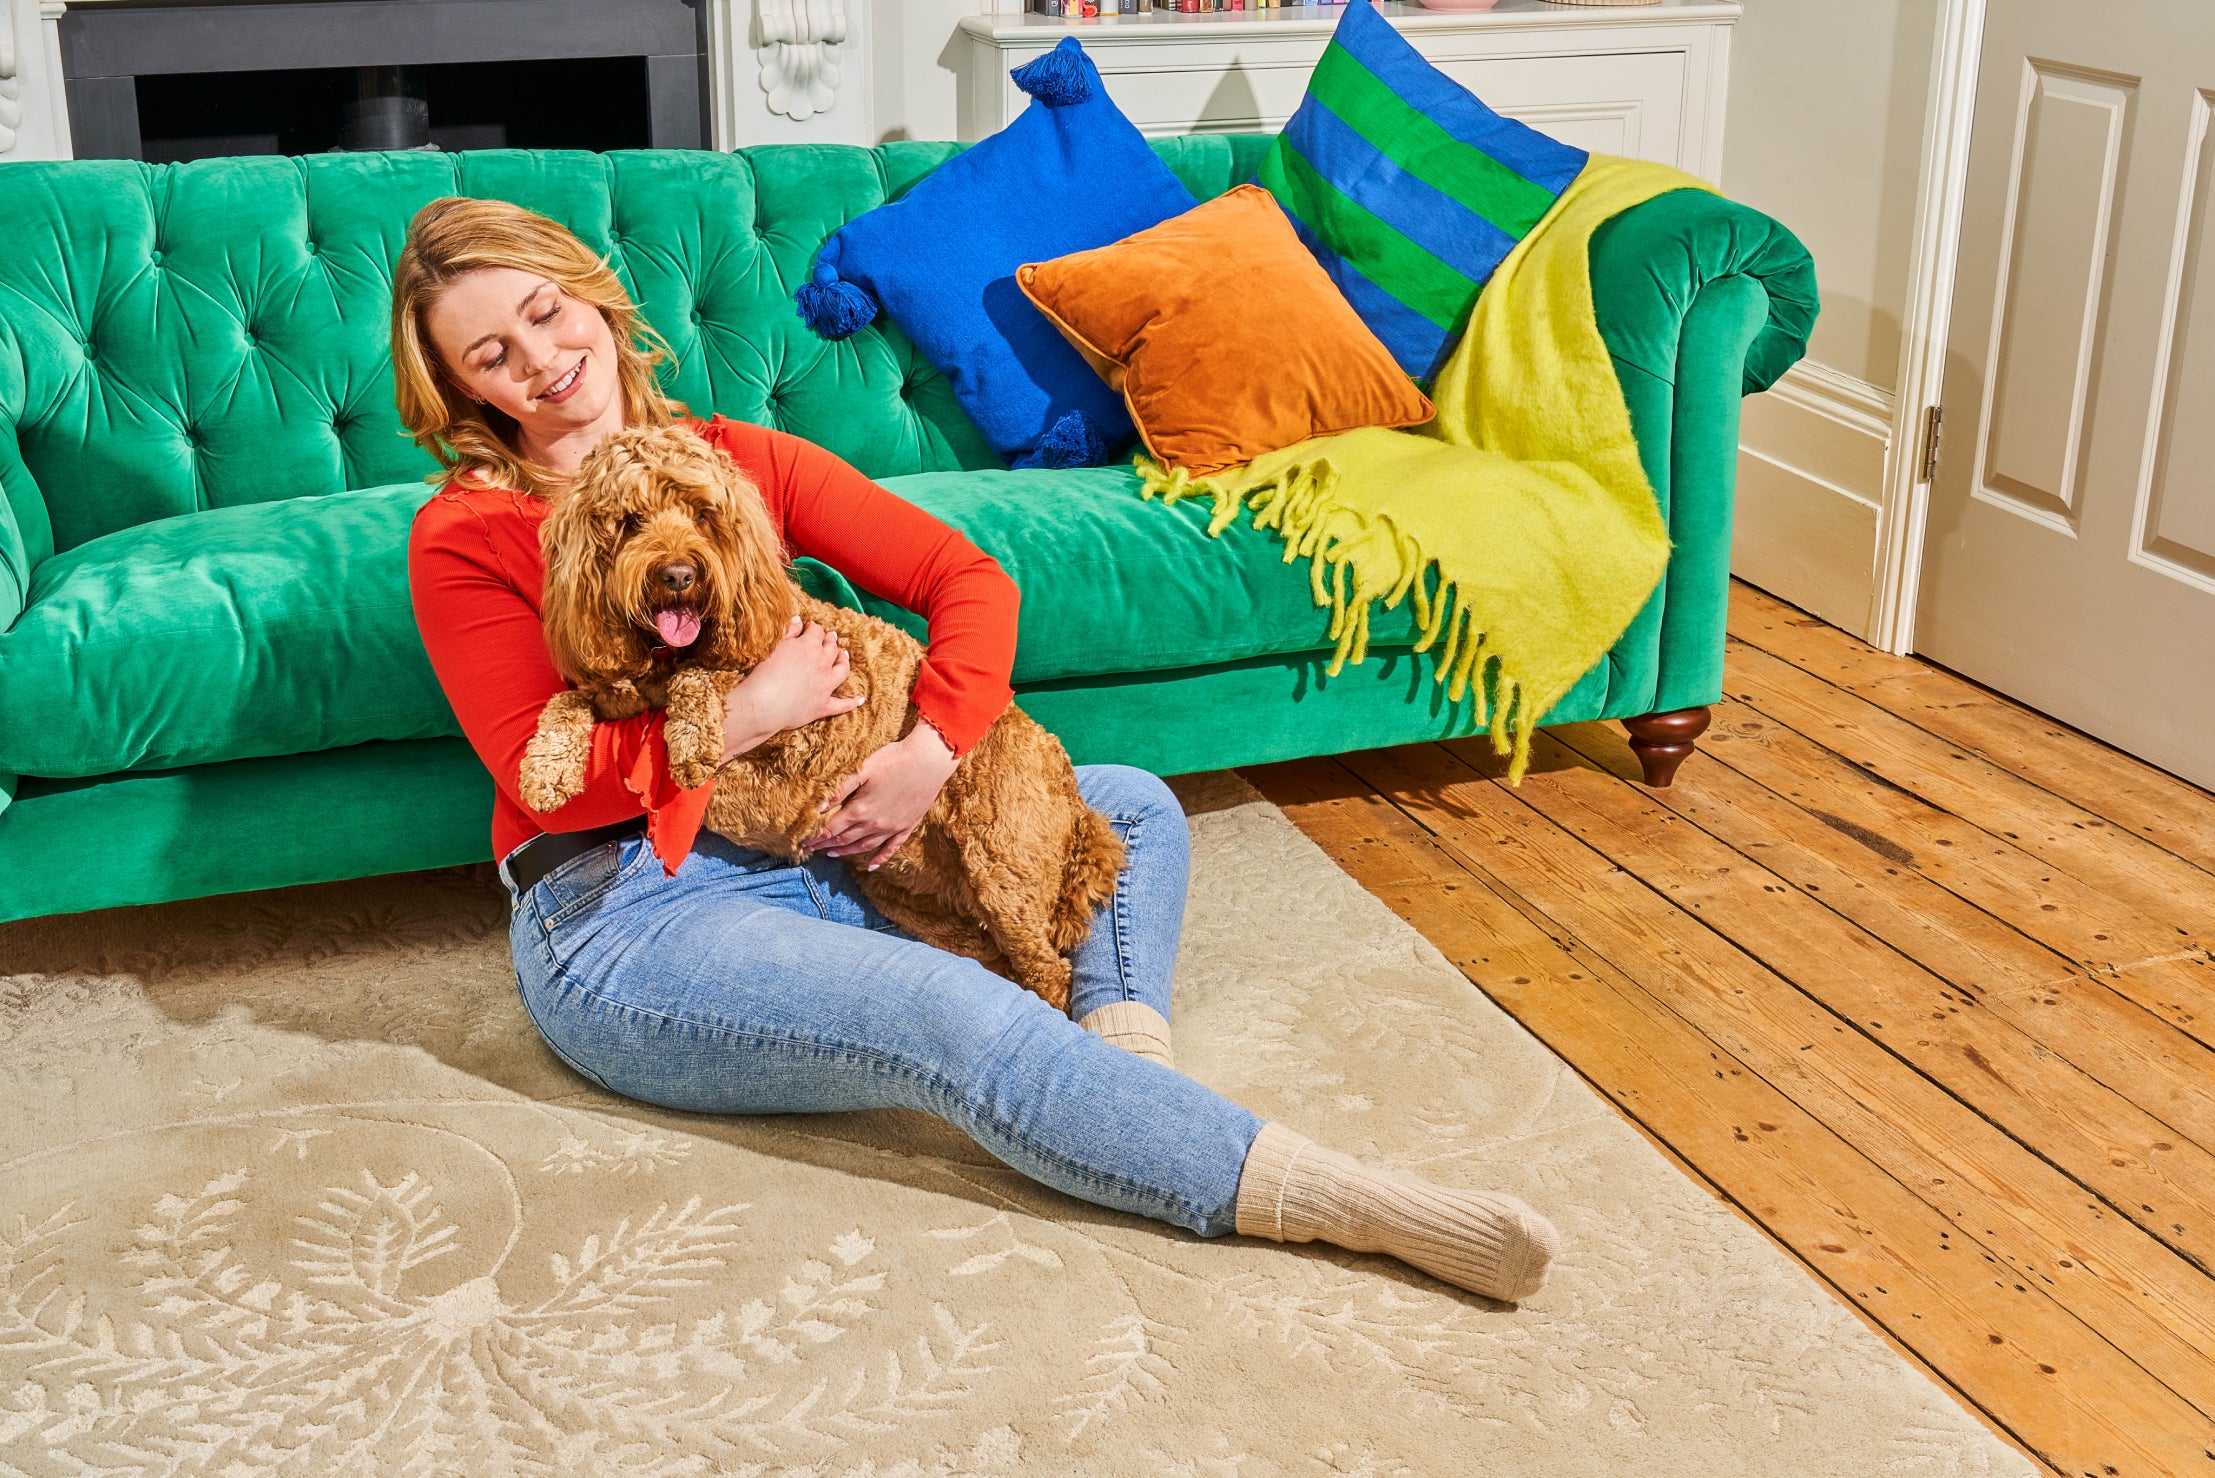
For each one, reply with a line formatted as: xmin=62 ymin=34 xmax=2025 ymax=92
xmin=61 ymin=0 xmax=706 ymax=160
xmin=137 ymin=57 xmax=654 ymax=163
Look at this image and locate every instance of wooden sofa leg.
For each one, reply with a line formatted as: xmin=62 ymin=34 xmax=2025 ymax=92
xmin=1622 ymin=706 xmax=1712 ymax=788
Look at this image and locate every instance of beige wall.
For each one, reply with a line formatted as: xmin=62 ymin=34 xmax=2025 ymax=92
xmin=1726 ymin=0 xmax=1948 ymax=637
xmin=1724 ymin=0 xmax=1938 ymax=393
xmin=871 ymin=0 xmax=981 ymax=144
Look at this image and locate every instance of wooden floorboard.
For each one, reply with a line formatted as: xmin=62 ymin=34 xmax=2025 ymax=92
xmin=1694 ymin=692 xmax=2215 ymax=1053
xmin=1543 ymin=723 xmax=2215 ymax=1164
xmin=1244 ymin=580 xmax=2215 ymax=1478
xmin=1727 ymin=583 xmax=2215 ymax=878
xmin=1720 ymin=638 xmax=2215 ymax=942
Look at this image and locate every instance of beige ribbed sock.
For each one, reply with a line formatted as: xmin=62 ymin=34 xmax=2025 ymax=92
xmin=1078 ymin=1000 xmax=1175 ymax=1070
xmin=1234 ymin=1121 xmax=1559 ymax=1303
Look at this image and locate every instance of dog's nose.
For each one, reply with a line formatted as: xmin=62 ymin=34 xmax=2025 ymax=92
xmin=656 ymin=562 xmax=697 ymax=596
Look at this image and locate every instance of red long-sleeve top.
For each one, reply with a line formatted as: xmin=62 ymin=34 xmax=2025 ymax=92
xmin=407 ymin=416 xmax=1019 ymax=866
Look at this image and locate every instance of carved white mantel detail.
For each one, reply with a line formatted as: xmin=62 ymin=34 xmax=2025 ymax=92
xmin=1 ymin=6 xmax=23 ymax=154
xmin=0 ymin=1 xmax=72 ymax=161
xmin=757 ymin=0 xmax=847 ymax=123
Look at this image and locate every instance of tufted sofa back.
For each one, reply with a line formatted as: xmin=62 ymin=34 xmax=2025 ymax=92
xmin=0 ymin=138 xmax=1268 ymax=594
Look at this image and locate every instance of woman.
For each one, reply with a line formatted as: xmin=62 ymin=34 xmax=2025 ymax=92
xmin=399 ymin=196 xmax=1558 ymax=1303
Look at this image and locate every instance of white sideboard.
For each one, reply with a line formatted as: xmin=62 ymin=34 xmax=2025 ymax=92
xmin=955 ymin=0 xmax=1739 ymax=181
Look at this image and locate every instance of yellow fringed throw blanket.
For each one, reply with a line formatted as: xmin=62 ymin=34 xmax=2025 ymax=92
xmin=1140 ymin=156 xmax=1717 ymax=780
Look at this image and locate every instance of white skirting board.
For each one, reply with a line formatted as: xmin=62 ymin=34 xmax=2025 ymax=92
xmin=1732 ymin=361 xmax=1893 ymax=635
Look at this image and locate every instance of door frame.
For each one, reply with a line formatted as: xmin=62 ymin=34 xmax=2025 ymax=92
xmin=1865 ymin=0 xmax=1989 ymax=655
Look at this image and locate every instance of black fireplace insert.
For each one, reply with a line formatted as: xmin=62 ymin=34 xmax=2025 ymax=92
xmin=61 ymin=0 xmax=709 ymax=160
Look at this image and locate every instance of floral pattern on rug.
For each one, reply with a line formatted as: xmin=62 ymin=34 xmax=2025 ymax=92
xmin=0 ymin=782 xmax=2036 ymax=1476
xmin=1 ymin=1111 xmax=1009 ymax=1473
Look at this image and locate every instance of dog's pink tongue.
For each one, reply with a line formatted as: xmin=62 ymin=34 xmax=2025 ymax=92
xmin=654 ymin=607 xmax=701 ymax=648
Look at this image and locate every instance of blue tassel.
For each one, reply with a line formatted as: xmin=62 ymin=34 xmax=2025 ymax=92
xmin=1014 ymin=410 xmax=1110 ymax=471
xmin=1011 ymin=38 xmax=1093 ymax=108
xmin=794 ymin=262 xmax=877 ymax=339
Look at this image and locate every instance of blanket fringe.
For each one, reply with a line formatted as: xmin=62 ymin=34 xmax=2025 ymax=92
xmin=1143 ymin=456 xmax=1539 ymax=782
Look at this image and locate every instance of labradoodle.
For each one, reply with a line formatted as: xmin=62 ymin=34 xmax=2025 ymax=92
xmin=517 ymin=424 xmax=1125 ymax=1011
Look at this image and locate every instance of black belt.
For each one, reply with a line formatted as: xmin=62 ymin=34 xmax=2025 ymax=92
xmin=506 ymin=815 xmax=648 ymax=896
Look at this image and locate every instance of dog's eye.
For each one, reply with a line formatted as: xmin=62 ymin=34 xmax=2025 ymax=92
xmin=619 ymin=513 xmax=643 ymax=535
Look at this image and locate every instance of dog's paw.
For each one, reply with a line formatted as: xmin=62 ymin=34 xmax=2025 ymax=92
xmin=519 ymin=692 xmax=597 ymax=812
xmin=667 ymin=753 xmax=718 ymax=791
xmin=518 ymin=770 xmax=574 ymax=814
xmin=519 ymin=749 xmax=587 ymax=813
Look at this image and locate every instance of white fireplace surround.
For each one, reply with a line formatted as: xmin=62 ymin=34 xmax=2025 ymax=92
xmin=0 ymin=0 xmax=70 ymax=160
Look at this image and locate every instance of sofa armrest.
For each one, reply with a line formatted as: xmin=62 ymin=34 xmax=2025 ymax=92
xmin=1586 ymin=189 xmax=1819 ymax=714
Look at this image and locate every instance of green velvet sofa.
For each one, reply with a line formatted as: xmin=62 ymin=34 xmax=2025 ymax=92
xmin=0 ymin=139 xmax=1815 ymax=924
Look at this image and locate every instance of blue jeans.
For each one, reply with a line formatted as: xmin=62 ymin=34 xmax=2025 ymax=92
xmin=504 ymin=764 xmax=1263 ymax=1236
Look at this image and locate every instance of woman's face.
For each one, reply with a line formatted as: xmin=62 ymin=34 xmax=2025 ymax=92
xmin=424 ymin=266 xmax=620 ymax=445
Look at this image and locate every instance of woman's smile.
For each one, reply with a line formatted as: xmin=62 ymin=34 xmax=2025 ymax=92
xmin=538 ymin=355 xmax=588 ymax=405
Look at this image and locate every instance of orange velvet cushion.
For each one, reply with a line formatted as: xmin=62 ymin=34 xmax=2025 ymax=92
xmin=1016 ymin=184 xmax=1435 ymax=476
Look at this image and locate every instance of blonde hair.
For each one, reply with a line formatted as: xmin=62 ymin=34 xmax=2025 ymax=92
xmin=390 ymin=196 xmax=686 ymax=495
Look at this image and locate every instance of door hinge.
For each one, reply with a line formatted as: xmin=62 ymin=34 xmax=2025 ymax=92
xmin=1916 ymin=404 xmax=1944 ymax=484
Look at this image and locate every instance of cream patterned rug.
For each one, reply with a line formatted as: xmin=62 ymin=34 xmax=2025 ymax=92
xmin=0 ymin=776 xmax=2031 ymax=1477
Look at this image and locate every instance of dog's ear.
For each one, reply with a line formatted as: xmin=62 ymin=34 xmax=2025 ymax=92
xmin=700 ymin=465 xmax=799 ymax=669
xmin=540 ymin=487 xmax=639 ymax=685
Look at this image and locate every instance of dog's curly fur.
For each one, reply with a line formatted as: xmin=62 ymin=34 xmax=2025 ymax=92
xmin=518 ymin=425 xmax=1124 ymax=1011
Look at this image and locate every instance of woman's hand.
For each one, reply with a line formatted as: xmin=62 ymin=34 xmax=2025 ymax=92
xmin=720 ymin=616 xmax=861 ymax=763
xmin=811 ymin=722 xmax=960 ymax=870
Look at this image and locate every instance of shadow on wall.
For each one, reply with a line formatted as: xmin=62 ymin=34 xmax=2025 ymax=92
xmin=1198 ymin=65 xmax=1263 ymax=133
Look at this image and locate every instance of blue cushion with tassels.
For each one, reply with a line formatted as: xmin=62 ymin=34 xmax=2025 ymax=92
xmin=795 ymin=38 xmax=1197 ymax=469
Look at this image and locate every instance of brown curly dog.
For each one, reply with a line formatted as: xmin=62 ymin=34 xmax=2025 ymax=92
xmin=516 ymin=424 xmax=1125 ymax=1011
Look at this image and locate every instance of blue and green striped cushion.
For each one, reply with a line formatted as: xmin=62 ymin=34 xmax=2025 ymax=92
xmin=1257 ymin=2 xmax=1588 ymax=382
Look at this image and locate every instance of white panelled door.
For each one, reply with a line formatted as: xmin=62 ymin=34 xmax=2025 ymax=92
xmin=1915 ymin=2 xmax=2215 ymax=788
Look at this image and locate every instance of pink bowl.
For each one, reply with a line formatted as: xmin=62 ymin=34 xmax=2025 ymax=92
xmin=1415 ymin=0 xmax=1504 ymax=10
